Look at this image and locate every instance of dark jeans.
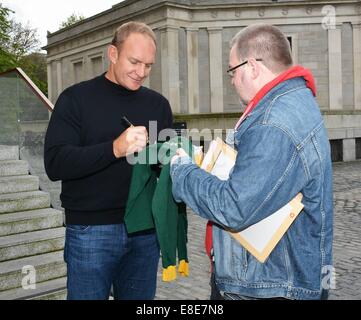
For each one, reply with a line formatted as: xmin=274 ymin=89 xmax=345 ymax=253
xmin=64 ymin=223 xmax=160 ymax=300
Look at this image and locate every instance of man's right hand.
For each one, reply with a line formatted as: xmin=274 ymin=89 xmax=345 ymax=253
xmin=170 ymin=148 xmax=190 ymax=166
xmin=113 ymin=126 xmax=148 ymax=158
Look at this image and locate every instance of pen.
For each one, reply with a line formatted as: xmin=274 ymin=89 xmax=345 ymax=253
xmin=122 ymin=116 xmax=149 ymax=144
xmin=122 ymin=116 xmax=134 ymax=128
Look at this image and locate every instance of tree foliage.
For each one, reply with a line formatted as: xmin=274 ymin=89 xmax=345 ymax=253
xmin=0 ymin=3 xmax=11 ymax=42
xmin=0 ymin=3 xmax=16 ymax=71
xmin=0 ymin=2 xmax=47 ymax=95
xmin=60 ymin=12 xmax=85 ymax=29
xmin=5 ymin=20 xmax=40 ymax=61
xmin=19 ymin=52 xmax=48 ymax=95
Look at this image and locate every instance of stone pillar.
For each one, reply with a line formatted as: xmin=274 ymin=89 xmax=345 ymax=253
xmin=160 ymin=26 xmax=180 ymax=113
xmin=143 ymin=77 xmax=150 ymax=88
xmin=186 ymin=27 xmax=199 ymax=114
xmin=352 ymin=23 xmax=361 ymax=109
xmin=343 ymin=138 xmax=356 ymax=162
xmin=85 ymin=56 xmax=93 ymax=81
xmin=56 ymin=60 xmax=63 ymax=98
xmin=328 ymin=25 xmax=343 ymax=110
xmin=46 ymin=62 xmax=53 ymax=118
xmin=46 ymin=62 xmax=53 ymax=106
xmin=208 ymin=27 xmax=224 ymax=113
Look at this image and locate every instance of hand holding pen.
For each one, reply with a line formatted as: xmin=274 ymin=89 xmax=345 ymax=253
xmin=122 ymin=116 xmax=150 ymax=144
xmin=112 ymin=116 xmax=149 ymax=158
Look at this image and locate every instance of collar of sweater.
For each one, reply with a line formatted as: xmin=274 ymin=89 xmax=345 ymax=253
xmin=102 ymin=73 xmax=140 ymax=96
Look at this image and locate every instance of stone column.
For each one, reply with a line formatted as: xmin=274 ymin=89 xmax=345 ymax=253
xmin=352 ymin=23 xmax=361 ymax=109
xmin=46 ymin=62 xmax=53 ymax=105
xmin=160 ymin=26 xmax=180 ymax=113
xmin=343 ymin=138 xmax=356 ymax=162
xmin=328 ymin=25 xmax=343 ymax=110
xmin=56 ymin=60 xmax=63 ymax=98
xmin=143 ymin=77 xmax=150 ymax=88
xmin=186 ymin=27 xmax=199 ymax=114
xmin=208 ymin=27 xmax=224 ymax=113
xmin=46 ymin=62 xmax=53 ymax=118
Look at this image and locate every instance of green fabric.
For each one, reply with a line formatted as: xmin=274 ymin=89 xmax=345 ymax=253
xmin=125 ymin=137 xmax=193 ymax=269
xmin=124 ymin=144 xmax=158 ymax=233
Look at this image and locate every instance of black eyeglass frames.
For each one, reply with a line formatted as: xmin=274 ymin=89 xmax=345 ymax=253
xmin=226 ymin=58 xmax=263 ymax=77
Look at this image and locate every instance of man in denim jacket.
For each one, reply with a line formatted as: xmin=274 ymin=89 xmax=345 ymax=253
xmin=170 ymin=24 xmax=333 ymax=300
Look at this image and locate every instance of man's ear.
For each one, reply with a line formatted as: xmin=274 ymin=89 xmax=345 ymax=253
xmin=248 ymin=58 xmax=261 ymax=80
xmin=108 ymin=45 xmax=118 ymax=65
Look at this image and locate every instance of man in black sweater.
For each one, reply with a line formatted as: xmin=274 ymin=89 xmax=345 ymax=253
xmin=44 ymin=22 xmax=173 ymax=300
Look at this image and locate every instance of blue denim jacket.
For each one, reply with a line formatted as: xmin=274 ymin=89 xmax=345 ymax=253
xmin=171 ymin=78 xmax=333 ymax=300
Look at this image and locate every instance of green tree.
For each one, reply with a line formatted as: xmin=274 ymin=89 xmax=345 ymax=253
xmin=0 ymin=3 xmax=47 ymax=95
xmin=19 ymin=52 xmax=48 ymax=96
xmin=5 ymin=20 xmax=40 ymax=61
xmin=60 ymin=12 xmax=85 ymax=29
xmin=0 ymin=3 xmax=16 ymax=72
xmin=1 ymin=3 xmax=40 ymax=72
xmin=0 ymin=3 xmax=11 ymax=42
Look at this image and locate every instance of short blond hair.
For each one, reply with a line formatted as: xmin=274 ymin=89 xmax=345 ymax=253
xmin=111 ymin=21 xmax=156 ymax=51
xmin=231 ymin=24 xmax=293 ymax=73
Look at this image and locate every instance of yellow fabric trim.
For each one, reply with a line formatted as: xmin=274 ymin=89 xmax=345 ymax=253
xmin=178 ymin=260 xmax=189 ymax=277
xmin=162 ymin=265 xmax=177 ymax=282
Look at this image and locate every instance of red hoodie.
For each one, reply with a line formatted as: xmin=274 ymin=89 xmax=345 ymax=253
xmin=205 ymin=65 xmax=317 ymax=267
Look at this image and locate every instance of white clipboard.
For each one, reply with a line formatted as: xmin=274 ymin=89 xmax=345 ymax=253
xmin=201 ymin=137 xmax=304 ymax=263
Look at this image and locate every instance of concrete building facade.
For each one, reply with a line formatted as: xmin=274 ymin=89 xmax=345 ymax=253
xmin=44 ymin=0 xmax=361 ymax=161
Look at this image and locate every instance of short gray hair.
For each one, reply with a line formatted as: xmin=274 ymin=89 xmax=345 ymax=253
xmin=231 ymin=24 xmax=293 ymax=73
xmin=111 ymin=21 xmax=156 ymax=51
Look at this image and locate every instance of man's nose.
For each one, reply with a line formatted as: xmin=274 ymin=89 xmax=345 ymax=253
xmin=136 ymin=64 xmax=146 ymax=78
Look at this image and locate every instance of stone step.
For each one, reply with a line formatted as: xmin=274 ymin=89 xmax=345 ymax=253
xmin=0 ymin=191 xmax=50 ymax=214
xmin=31 ymin=288 xmax=67 ymax=300
xmin=0 ymin=160 xmax=28 ymax=177
xmin=0 ymin=175 xmax=39 ymax=195
xmin=0 ymin=251 xmax=66 ymax=292
xmin=0 ymin=227 xmax=65 ymax=262
xmin=0 ymin=145 xmax=19 ymax=161
xmin=0 ymin=208 xmax=63 ymax=237
xmin=0 ymin=276 xmax=67 ymax=300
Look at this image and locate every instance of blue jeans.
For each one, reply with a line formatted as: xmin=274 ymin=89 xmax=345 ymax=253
xmin=64 ymin=223 xmax=160 ymax=300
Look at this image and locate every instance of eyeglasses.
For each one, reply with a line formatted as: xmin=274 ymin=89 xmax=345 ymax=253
xmin=227 ymin=58 xmax=263 ymax=77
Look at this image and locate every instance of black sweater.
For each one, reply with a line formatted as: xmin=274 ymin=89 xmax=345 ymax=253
xmin=44 ymin=74 xmax=173 ymax=225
